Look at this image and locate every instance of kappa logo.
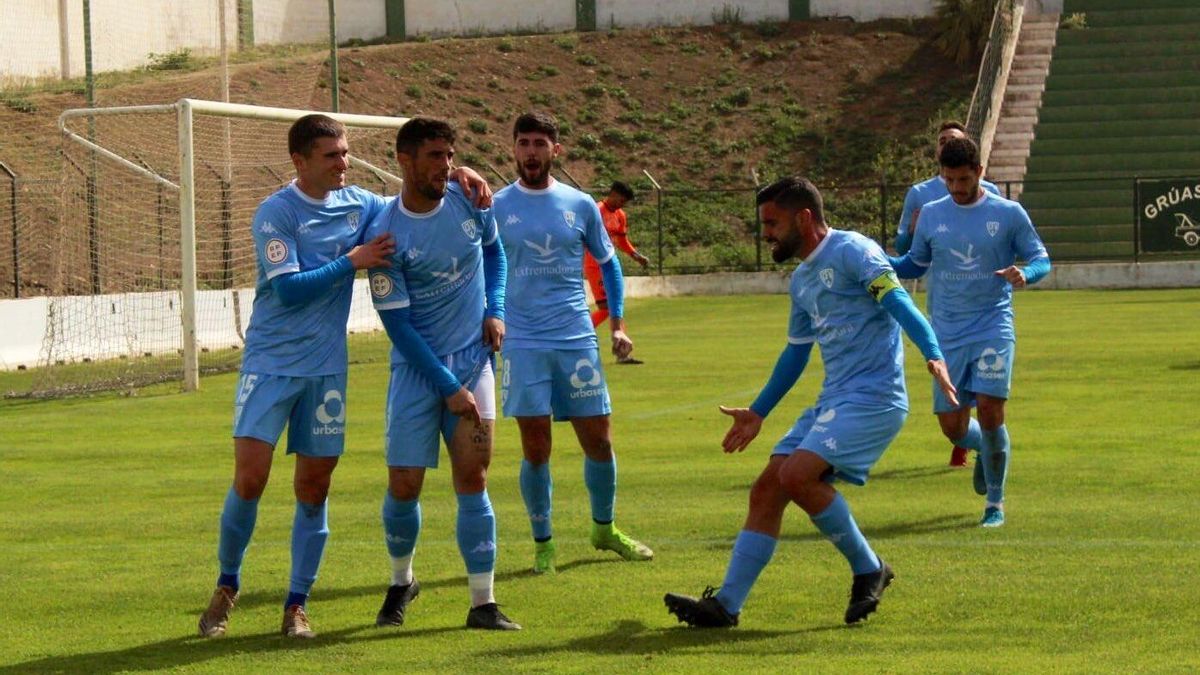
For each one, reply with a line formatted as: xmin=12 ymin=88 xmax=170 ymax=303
xmin=986 ymin=221 xmax=1000 ymax=237
xmin=406 ymin=247 xmax=423 ymax=260
xmin=822 ymin=437 xmax=838 ymax=451
xmin=430 ymin=257 xmax=465 ymax=284
xmin=977 ymin=348 xmax=1006 ymax=373
xmin=471 ymin=540 xmax=497 ymax=554
xmin=936 ymin=224 xmax=949 ymax=234
xmin=505 ymin=214 xmax=521 ymax=226
xmin=950 ymin=243 xmax=980 ymax=271
xmin=819 ymin=268 xmax=835 ymax=288
xmin=258 ymin=221 xmax=278 ymax=235
xmin=347 ymin=211 xmax=361 ymax=232
xmin=524 ymin=233 xmax=558 ymax=263
xmin=264 ymin=238 xmax=289 ymax=264
xmin=461 ymin=218 xmax=477 ymax=239
xmin=370 ymin=273 xmax=394 ymax=298
xmin=314 ymin=389 xmax=346 ymax=425
xmin=563 ymin=210 xmax=576 ymax=228
xmin=569 ymin=358 xmax=602 ymax=390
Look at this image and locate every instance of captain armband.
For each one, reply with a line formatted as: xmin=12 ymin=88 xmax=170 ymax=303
xmin=867 ymin=271 xmax=902 ymax=303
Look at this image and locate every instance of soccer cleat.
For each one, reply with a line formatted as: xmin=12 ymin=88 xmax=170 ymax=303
xmin=949 ymin=445 xmax=968 ymax=467
xmin=466 ymin=603 xmax=522 ymax=630
xmin=281 ymin=604 xmax=316 ymax=639
xmin=663 ymin=587 xmax=739 ymax=628
xmin=845 ymin=560 xmax=894 ymax=625
xmin=533 ymin=540 xmax=556 ymax=574
xmin=591 ymin=524 xmax=654 ymax=561
xmin=980 ymin=506 xmax=1005 ymax=528
xmin=973 ymin=455 xmax=987 ymax=495
xmin=375 ymin=579 xmax=421 ymax=627
xmin=197 ymin=585 xmax=238 ymax=638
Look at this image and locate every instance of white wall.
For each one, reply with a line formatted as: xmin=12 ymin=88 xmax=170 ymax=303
xmin=597 ymin=0 xmax=787 ymax=28
xmin=811 ymin=0 xmax=937 ymax=21
xmin=0 ymin=1 xmax=64 ymax=80
xmin=253 ymin=0 xmax=386 ymax=46
xmin=405 ymin=0 xmax=574 ymax=36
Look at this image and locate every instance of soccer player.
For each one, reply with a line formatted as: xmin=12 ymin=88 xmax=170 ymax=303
xmin=366 ymin=117 xmax=519 ymax=631
xmin=889 ymin=136 xmax=1050 ymax=528
xmin=664 ymin=176 xmax=958 ymax=627
xmin=198 ymin=114 xmax=491 ymax=639
xmin=585 ymin=181 xmax=650 ymax=364
xmin=894 ymin=120 xmax=1002 ymax=468
xmin=492 ymin=112 xmax=653 ymax=575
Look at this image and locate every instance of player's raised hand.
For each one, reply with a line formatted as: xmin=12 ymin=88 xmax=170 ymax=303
xmin=445 ymin=386 xmax=481 ymax=424
xmin=718 ymin=406 xmax=764 ymax=454
xmin=482 ymin=317 xmax=505 ymax=351
xmin=926 ymin=359 xmax=959 ymax=408
xmin=994 ymin=265 xmax=1026 ymax=288
xmin=348 ymin=233 xmax=395 ymax=269
xmin=611 ymin=329 xmax=634 ymax=359
xmin=450 ymin=166 xmax=493 ymax=209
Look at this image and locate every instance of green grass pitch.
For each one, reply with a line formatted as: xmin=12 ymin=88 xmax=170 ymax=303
xmin=2 ymin=289 xmax=1198 ymax=673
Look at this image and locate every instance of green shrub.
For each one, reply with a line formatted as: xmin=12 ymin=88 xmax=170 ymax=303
xmin=932 ymin=0 xmax=998 ymax=64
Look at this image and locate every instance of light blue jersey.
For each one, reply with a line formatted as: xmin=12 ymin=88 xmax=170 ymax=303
xmin=242 ymin=182 xmax=388 ymax=376
xmin=788 ymin=230 xmax=908 ymax=410
xmin=365 ymin=183 xmax=498 ymax=364
xmin=896 ymin=176 xmax=1001 ymax=253
xmin=909 ymin=192 xmax=1049 ymax=350
xmin=492 ymin=179 xmax=615 ymax=351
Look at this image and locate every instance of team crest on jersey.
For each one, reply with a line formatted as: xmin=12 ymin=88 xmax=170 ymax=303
xmin=370 ymin=273 xmax=394 ymax=298
xmin=347 ymin=211 xmax=361 ymax=232
xmin=819 ymin=268 xmax=835 ymax=288
xmin=461 ymin=218 xmax=477 ymax=239
xmin=987 ymin=221 xmax=1000 ymax=237
xmin=563 ymin=210 xmax=576 ymax=228
xmin=264 ymin=238 xmax=289 ymax=264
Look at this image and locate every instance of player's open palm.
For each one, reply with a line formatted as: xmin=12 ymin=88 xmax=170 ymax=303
xmin=348 ymin=233 xmax=395 ymax=269
xmin=927 ymin=359 xmax=959 ymax=409
xmin=718 ymin=406 xmax=763 ymax=454
xmin=446 ymin=387 xmax=481 ymax=424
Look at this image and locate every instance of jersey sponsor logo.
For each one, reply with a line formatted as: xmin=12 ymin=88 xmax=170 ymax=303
xmin=370 ymin=273 xmax=394 ymax=298
xmin=430 ymin=257 xmax=465 ymax=284
xmin=563 ymin=210 xmax=576 ymax=228
xmin=461 ymin=218 xmax=477 ymax=239
xmin=976 ymin=347 xmax=1007 ymax=379
xmin=314 ymin=388 xmax=346 ymax=434
xmin=568 ymin=357 xmax=603 ymax=398
xmin=867 ymin=271 xmax=901 ymax=301
xmin=524 ymin=233 xmax=558 ymax=263
xmin=347 ymin=211 xmax=361 ymax=232
xmin=264 ymin=238 xmax=289 ymax=264
xmin=986 ymin=221 xmax=999 ymax=237
xmin=819 ymin=268 xmax=835 ymax=288
xmin=950 ymin=243 xmax=980 ymax=271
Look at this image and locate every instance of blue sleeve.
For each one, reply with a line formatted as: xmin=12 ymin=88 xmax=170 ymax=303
xmin=1023 ymin=256 xmax=1051 ymax=285
xmin=749 ymin=342 xmax=813 ymax=418
xmin=887 ymin=254 xmax=927 ymax=280
xmin=880 ymin=288 xmax=943 ymax=361
xmin=983 ymin=180 xmax=1003 ymax=197
xmin=377 ymin=308 xmax=460 ymax=398
xmin=270 ymin=255 xmax=355 ymax=306
xmin=599 ymin=256 xmax=625 ymax=319
xmin=483 ymin=238 xmax=507 ymax=319
xmin=894 ymin=187 xmax=919 ymax=254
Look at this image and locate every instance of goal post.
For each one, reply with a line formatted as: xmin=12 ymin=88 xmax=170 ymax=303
xmin=41 ymin=98 xmax=408 ymax=395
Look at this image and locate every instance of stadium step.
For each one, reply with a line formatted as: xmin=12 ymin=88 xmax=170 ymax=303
xmin=1050 ymin=56 xmax=1200 ymax=76
xmin=1053 ymin=39 xmax=1200 ymax=60
xmin=1029 ymin=135 xmax=1200 ymax=157
xmin=1033 ymin=119 xmax=1200 ymax=140
xmin=1019 ymin=188 xmax=1131 ymax=209
xmin=1040 ymin=240 xmax=1137 ymax=261
xmin=1042 ymin=86 xmax=1200 ymax=108
xmin=1065 ymin=0 xmax=1200 ymax=11
xmin=1038 ymin=101 xmax=1200 ymax=124
xmin=1061 ymin=7 xmax=1200 ymax=27
xmin=1045 ymin=70 xmax=1200 ymax=92
xmin=1055 ymin=23 xmax=1200 ymax=45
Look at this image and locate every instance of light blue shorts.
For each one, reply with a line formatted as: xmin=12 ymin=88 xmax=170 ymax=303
xmin=772 ymin=401 xmax=907 ymax=486
xmin=385 ymin=344 xmax=496 ymax=469
xmin=232 ymin=371 xmax=348 ymax=457
xmin=935 ymin=340 xmax=1015 ymax=413
xmin=500 ymin=347 xmax=612 ymax=421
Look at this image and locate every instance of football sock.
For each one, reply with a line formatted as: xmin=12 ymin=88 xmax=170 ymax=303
xmin=217 ymin=486 xmax=259 ymax=592
xmin=382 ymin=492 xmax=421 ymax=585
xmin=519 ymin=459 xmax=553 ymax=540
xmin=584 ymin=456 xmax=617 ymax=524
xmin=591 ymin=309 xmax=609 ymax=328
xmin=811 ymin=493 xmax=881 ymax=575
xmin=457 ymin=490 xmax=497 ymax=606
xmin=714 ymin=529 xmax=777 ymax=615
xmin=954 ymin=417 xmax=983 ymax=451
xmin=981 ymin=424 xmax=1010 ymax=505
xmin=288 ymin=499 xmax=329 ymax=600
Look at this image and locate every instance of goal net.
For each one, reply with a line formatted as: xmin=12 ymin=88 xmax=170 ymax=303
xmin=36 ymin=98 xmax=405 ymax=396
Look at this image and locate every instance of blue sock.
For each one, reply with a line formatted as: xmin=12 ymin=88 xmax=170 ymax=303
xmin=954 ymin=417 xmax=983 ymax=450
xmin=456 ymin=490 xmax=496 ymax=575
xmin=285 ymin=591 xmax=307 ymax=608
xmin=981 ymin=424 xmax=1010 ymax=504
xmin=584 ymin=456 xmax=617 ymax=524
xmin=287 ymin=500 xmax=329 ymax=603
xmin=519 ymin=460 xmax=553 ymax=541
xmin=714 ymin=530 xmax=777 ymax=615
xmin=382 ymin=492 xmax=421 ymax=558
xmin=217 ymin=486 xmax=258 ymax=592
xmin=811 ymin=493 xmax=880 ymax=575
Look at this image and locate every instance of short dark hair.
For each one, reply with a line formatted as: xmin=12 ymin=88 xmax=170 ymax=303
xmin=512 ymin=111 xmax=558 ymax=142
xmin=939 ymin=136 xmax=981 ymax=169
xmin=609 ymin=180 xmax=635 ymax=201
xmin=938 ymin=120 xmax=967 ymax=134
xmin=288 ymin=114 xmax=346 ymax=156
xmin=395 ymin=117 xmax=456 ymax=157
xmin=756 ymin=176 xmax=825 ymax=223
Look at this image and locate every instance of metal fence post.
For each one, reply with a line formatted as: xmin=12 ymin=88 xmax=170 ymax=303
xmin=641 ymin=170 xmax=663 ymax=276
xmin=754 ymin=187 xmax=762 ymax=272
xmin=1132 ymin=176 xmax=1141 ymax=263
xmin=328 ymin=0 xmax=340 ymax=112
xmin=0 ymin=161 xmax=17 ymax=297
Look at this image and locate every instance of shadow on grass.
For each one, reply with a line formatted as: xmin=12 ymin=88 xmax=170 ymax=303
xmin=781 ymin=513 xmax=976 ymax=543
xmin=1169 ymin=361 xmax=1200 ymax=371
xmin=0 ymin=624 xmax=461 ymax=674
xmin=870 ymin=465 xmax=959 ymax=481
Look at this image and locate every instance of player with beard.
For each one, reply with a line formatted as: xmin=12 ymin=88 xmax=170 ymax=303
xmin=491 ymin=112 xmax=654 ymax=575
xmin=664 ymin=176 xmax=956 ymax=627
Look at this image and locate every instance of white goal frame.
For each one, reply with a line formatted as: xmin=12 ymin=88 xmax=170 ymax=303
xmin=58 ymin=98 xmax=408 ymax=391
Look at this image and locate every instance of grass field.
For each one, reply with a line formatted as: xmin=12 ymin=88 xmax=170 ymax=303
xmin=2 ymin=289 xmax=1198 ymax=673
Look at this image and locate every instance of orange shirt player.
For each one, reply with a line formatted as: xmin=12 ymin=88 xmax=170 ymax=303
xmin=584 ymin=181 xmax=650 ymax=364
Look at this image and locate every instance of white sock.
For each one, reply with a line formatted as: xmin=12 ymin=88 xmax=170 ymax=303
xmin=391 ymin=554 xmax=414 ymax=586
xmin=468 ymin=571 xmax=495 ymax=607
xmin=986 ymin=501 xmax=1004 ymax=510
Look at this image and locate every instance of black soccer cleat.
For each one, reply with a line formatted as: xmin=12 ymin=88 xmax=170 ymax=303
xmin=845 ymin=560 xmax=894 ymax=625
xmin=466 ymin=603 xmax=522 ymax=631
xmin=375 ymin=580 xmax=421 ymax=627
xmin=664 ymin=586 xmax=739 ymax=628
